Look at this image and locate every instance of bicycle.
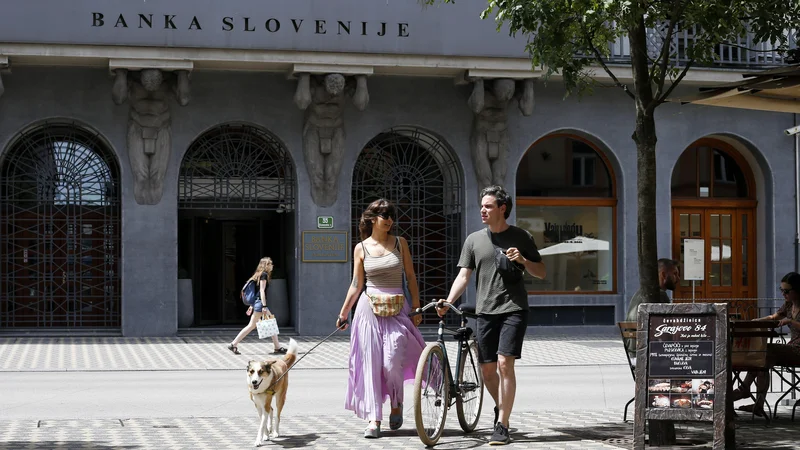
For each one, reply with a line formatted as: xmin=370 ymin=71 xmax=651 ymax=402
xmin=409 ymin=301 xmax=484 ymax=446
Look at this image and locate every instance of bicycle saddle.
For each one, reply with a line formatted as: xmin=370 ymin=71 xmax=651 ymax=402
xmin=460 ymin=304 xmax=476 ymax=316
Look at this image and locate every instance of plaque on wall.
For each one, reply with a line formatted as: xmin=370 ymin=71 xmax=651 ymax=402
xmin=301 ymin=231 xmax=348 ymax=263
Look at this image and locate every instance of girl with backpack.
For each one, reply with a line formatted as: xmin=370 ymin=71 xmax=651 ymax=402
xmin=227 ymin=257 xmax=288 ymax=355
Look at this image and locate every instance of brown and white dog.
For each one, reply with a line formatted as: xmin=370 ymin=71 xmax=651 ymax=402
xmin=246 ymin=338 xmax=298 ymax=446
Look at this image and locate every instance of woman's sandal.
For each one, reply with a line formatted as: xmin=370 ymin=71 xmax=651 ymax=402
xmin=272 ymin=347 xmax=288 ymax=355
xmin=389 ymin=404 xmax=403 ymax=430
xmin=227 ymin=344 xmax=241 ymax=355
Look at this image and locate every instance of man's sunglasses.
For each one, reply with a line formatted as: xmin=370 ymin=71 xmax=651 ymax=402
xmin=376 ymin=212 xmax=395 ymax=220
xmin=780 ymin=287 xmax=794 ymax=295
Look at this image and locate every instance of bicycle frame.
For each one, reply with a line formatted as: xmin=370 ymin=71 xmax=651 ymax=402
xmin=427 ymin=307 xmax=476 ymax=407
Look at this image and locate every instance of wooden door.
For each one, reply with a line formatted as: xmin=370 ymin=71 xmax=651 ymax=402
xmin=672 ymin=208 xmax=756 ymax=301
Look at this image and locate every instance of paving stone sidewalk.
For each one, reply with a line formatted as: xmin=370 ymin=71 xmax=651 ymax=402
xmin=0 ymin=333 xmax=628 ymax=372
xmin=0 ymin=408 xmax=796 ymax=449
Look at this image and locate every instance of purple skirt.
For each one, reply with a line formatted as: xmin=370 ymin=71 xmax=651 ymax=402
xmin=344 ymin=287 xmax=426 ymax=421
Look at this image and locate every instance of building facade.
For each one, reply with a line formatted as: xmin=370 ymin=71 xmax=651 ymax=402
xmin=0 ymin=0 xmax=795 ymax=336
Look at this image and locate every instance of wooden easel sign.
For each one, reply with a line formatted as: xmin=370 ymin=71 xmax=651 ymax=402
xmin=633 ymin=303 xmax=732 ymax=450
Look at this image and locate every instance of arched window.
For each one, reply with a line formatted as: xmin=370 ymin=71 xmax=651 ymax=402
xmin=179 ymin=124 xmax=295 ymax=210
xmin=671 ymin=142 xmax=751 ymax=199
xmin=0 ymin=121 xmax=121 ymax=328
xmin=352 ymin=127 xmax=463 ymax=324
xmin=515 ymin=134 xmax=617 ymax=293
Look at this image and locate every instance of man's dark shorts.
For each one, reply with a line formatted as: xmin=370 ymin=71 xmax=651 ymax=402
xmin=475 ymin=310 xmax=528 ymax=363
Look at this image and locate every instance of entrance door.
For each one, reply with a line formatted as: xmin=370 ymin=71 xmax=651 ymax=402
xmin=179 ymin=215 xmax=271 ymax=326
xmin=672 ymin=208 xmax=756 ymax=300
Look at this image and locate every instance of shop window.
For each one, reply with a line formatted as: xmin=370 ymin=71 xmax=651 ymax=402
xmin=516 ymin=135 xmax=616 ymax=293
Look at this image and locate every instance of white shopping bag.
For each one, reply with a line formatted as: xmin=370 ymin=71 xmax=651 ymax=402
xmin=257 ymin=315 xmax=280 ymax=339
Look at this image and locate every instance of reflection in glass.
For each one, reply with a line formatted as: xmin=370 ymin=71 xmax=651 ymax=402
xmin=711 ymin=214 xmax=719 ymax=238
xmin=711 ymin=264 xmax=721 ymax=286
xmin=517 ymin=205 xmax=613 ymax=292
xmin=722 ymin=264 xmax=732 ymax=287
xmin=690 ymin=214 xmax=701 ymax=237
xmin=680 ymin=214 xmax=689 ymax=237
xmin=671 ymin=145 xmax=749 ymax=199
xmin=721 ymin=214 xmax=731 ymax=237
xmin=517 ymin=137 xmax=612 ymax=197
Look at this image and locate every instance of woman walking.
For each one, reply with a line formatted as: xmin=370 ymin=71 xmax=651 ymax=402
xmin=337 ymin=199 xmax=425 ymax=438
xmin=227 ymin=257 xmax=288 ymax=355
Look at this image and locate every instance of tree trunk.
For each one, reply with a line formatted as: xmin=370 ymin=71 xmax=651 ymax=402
xmin=628 ymin=14 xmax=676 ymax=447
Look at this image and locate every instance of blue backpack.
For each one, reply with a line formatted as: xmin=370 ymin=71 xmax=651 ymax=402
xmin=241 ymin=279 xmax=258 ymax=306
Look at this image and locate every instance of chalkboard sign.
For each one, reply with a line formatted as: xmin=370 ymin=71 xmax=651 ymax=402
xmin=633 ymin=303 xmax=731 ymax=450
xmin=646 ymin=314 xmax=716 ymax=411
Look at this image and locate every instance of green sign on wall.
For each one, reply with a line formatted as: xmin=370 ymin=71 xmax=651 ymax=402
xmin=317 ymin=216 xmax=334 ymax=229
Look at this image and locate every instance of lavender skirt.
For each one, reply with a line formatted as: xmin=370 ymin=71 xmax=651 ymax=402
xmin=344 ymin=287 xmax=426 ymax=421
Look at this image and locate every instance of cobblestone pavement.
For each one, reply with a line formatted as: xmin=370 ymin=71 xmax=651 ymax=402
xmin=0 ymin=408 xmax=797 ymax=449
xmin=0 ymin=333 xmax=627 ymax=372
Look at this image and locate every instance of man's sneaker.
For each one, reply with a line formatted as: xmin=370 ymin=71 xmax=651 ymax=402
xmin=489 ymin=422 xmax=510 ymax=445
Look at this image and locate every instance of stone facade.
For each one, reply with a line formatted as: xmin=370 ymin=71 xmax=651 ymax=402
xmin=0 ymin=65 xmax=793 ymax=336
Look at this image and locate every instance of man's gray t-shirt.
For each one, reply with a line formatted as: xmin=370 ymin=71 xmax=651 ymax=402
xmin=625 ymin=288 xmax=671 ymax=355
xmin=458 ymin=225 xmax=542 ymax=315
xmin=625 ymin=289 xmax=671 ymax=322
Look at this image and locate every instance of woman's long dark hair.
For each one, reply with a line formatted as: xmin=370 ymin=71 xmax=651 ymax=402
xmin=359 ymin=198 xmax=396 ymax=240
xmin=782 ymin=272 xmax=800 ymax=295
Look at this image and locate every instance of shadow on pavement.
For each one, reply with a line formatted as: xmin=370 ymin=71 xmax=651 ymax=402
xmin=0 ymin=442 xmax=139 ymax=449
xmin=268 ymin=432 xmax=321 ymax=448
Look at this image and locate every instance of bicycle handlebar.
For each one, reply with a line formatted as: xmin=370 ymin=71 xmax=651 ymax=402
xmin=408 ymin=300 xmax=465 ymax=318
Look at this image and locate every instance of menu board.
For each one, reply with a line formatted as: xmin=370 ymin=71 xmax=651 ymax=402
xmin=646 ymin=315 xmax=716 ymax=411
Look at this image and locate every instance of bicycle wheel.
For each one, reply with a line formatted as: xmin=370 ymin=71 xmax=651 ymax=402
xmin=456 ymin=339 xmax=484 ymax=432
xmin=413 ymin=343 xmax=449 ymax=446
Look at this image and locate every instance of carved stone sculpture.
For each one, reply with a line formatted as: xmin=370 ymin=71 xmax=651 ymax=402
xmin=469 ymin=78 xmax=535 ymax=194
xmin=112 ymin=68 xmax=191 ymax=205
xmin=294 ymin=73 xmax=369 ymax=207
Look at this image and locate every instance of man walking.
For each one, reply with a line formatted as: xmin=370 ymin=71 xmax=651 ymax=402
xmin=437 ymin=185 xmax=545 ymax=445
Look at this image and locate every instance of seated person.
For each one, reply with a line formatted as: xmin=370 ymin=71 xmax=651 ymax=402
xmin=624 ymin=259 xmax=679 ymax=359
xmin=732 ymin=272 xmax=800 ymax=416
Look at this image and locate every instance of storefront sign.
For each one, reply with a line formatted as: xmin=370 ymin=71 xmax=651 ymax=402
xmin=317 ymin=216 xmax=333 ymax=229
xmin=633 ymin=303 xmax=730 ymax=450
xmin=0 ymin=0 xmax=527 ymax=58
xmin=683 ymin=239 xmax=705 ymax=280
xmin=301 ymin=231 xmax=348 ymax=263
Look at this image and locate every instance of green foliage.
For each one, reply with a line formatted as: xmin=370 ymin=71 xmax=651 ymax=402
xmin=423 ymin=0 xmax=800 ymax=103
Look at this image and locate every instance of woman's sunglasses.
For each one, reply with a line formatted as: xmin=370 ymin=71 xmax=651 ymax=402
xmin=780 ymin=287 xmax=794 ymax=295
xmin=376 ymin=212 xmax=395 ymax=220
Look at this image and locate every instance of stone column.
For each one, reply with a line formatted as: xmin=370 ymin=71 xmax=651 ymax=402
xmin=111 ymin=66 xmax=191 ymax=337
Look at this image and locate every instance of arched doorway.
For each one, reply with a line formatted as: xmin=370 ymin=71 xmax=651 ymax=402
xmin=178 ymin=124 xmax=296 ymax=326
xmin=0 ymin=121 xmax=121 ymax=328
xmin=351 ymin=127 xmax=463 ymax=324
xmin=671 ymin=139 xmax=757 ymax=305
xmin=516 ymin=134 xmax=618 ymax=325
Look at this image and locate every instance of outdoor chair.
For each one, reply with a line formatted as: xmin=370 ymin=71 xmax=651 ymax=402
xmin=617 ymin=321 xmax=637 ymax=422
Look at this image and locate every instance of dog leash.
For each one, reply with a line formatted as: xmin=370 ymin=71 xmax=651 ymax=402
xmin=264 ymin=319 xmax=348 ymax=391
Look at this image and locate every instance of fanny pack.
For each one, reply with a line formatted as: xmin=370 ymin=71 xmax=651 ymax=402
xmin=367 ymin=293 xmax=406 ymax=317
